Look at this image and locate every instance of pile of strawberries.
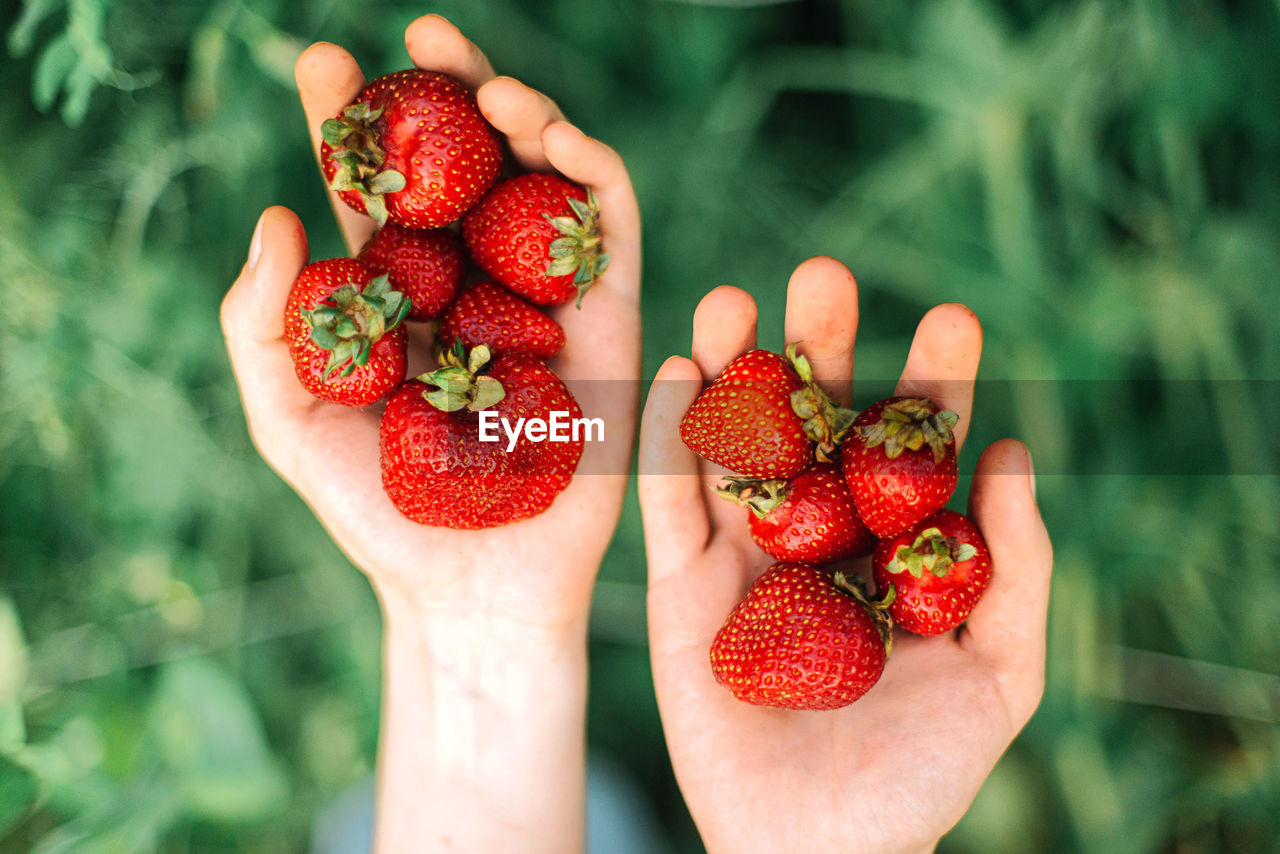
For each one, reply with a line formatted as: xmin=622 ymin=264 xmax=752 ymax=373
xmin=285 ymin=69 xmax=608 ymax=529
xmin=680 ymin=346 xmax=993 ymax=710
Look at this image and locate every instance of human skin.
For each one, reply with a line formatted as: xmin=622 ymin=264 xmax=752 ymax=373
xmin=219 ymin=15 xmax=641 ymax=854
xmin=638 ymin=261 xmax=1053 ymax=854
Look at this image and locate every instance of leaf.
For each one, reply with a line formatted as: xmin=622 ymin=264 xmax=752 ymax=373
xmin=0 ymin=755 xmax=37 ymax=838
xmin=32 ymin=33 xmax=75 ymax=111
xmin=366 ymin=169 xmax=405 ymax=195
xmin=0 ymin=597 xmax=27 ymax=706
xmin=147 ymin=658 xmax=288 ymax=822
xmin=565 ymin=195 xmax=591 ymax=222
xmin=320 ymin=118 xmax=352 ymax=146
xmin=0 ymin=702 xmax=25 ymax=753
xmin=8 ymin=0 xmax=67 ymax=56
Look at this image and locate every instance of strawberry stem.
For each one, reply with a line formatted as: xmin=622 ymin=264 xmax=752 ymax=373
xmin=715 ymin=477 xmax=789 ymax=518
xmin=417 ymin=341 xmax=505 ymax=412
xmin=855 ymin=398 xmax=958 ymax=463
xmin=323 ymin=102 xmax=406 ymax=227
xmin=544 ymin=188 xmax=610 ymax=308
xmin=302 ymin=274 xmax=409 ymax=380
xmin=833 ymin=571 xmax=894 ymax=656
xmin=785 ymin=343 xmax=858 ymax=459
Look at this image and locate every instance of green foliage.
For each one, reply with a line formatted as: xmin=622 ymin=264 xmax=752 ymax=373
xmin=1 ymin=0 xmax=1278 ymax=852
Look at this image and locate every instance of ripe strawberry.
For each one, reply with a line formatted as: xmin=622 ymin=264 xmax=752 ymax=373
xmin=285 ymin=258 xmax=409 ymax=406
xmin=321 ymin=69 xmax=502 ymax=228
xmin=461 ymin=173 xmax=609 ymax=306
xmin=873 ymin=509 xmax=992 ymax=635
xmin=356 ymin=224 xmax=464 ymax=321
xmin=379 ymin=343 xmax=583 ymax=528
xmin=717 ymin=463 xmax=875 ymax=565
xmin=841 ymin=397 xmax=959 ymax=537
xmin=438 ymin=282 xmax=565 ymax=360
xmin=680 ymin=345 xmax=854 ymax=479
xmin=710 ymin=562 xmax=890 ymax=710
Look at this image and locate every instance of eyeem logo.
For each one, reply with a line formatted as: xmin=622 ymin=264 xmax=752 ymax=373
xmin=478 ymin=411 xmax=604 ymax=452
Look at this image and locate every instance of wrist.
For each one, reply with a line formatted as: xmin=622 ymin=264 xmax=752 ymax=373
xmin=372 ymin=583 xmax=588 ymax=854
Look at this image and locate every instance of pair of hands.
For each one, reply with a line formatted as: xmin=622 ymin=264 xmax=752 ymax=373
xmin=220 ymin=15 xmax=1053 ymax=854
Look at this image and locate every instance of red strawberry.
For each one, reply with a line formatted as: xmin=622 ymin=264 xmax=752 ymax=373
xmin=680 ymin=345 xmax=854 ymax=479
xmin=438 ymin=282 xmax=565 ymax=360
xmin=285 ymin=258 xmax=408 ymax=407
xmin=461 ymin=173 xmax=609 ymax=306
xmin=873 ymin=509 xmax=992 ymax=635
xmin=356 ymin=224 xmax=464 ymax=321
xmin=379 ymin=343 xmax=584 ymax=528
xmin=717 ymin=463 xmax=875 ymax=565
xmin=841 ymin=397 xmax=959 ymax=537
xmin=710 ymin=562 xmax=890 ymax=710
xmin=321 ymin=70 xmax=502 ymax=228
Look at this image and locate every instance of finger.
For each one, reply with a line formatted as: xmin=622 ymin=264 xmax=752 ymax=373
xmin=689 ymin=285 xmax=763 ymax=533
xmin=960 ymin=439 xmax=1053 ymax=726
xmin=540 ymin=121 xmax=642 ymax=300
xmin=895 ymin=302 xmax=983 ymax=451
xmin=477 ymin=76 xmax=565 ymax=172
xmin=644 ymin=366 xmax=747 ymax=687
xmin=638 ymin=356 xmax=711 ymax=565
xmin=294 ymin=42 xmax=373 ymax=254
xmin=220 ymin=207 xmax=318 ymax=474
xmin=783 ymin=256 xmax=859 ymax=407
xmin=691 ymin=285 xmax=757 ymax=377
xmin=404 ymin=14 xmax=496 ymax=90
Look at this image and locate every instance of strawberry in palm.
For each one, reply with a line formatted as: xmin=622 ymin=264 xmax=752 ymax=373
xmin=462 ymin=173 xmax=609 ymax=306
xmin=379 ymin=343 xmax=584 ymax=528
xmin=321 ymin=70 xmax=502 ymax=228
xmin=356 ymin=224 xmax=464 ymax=320
xmin=285 ymin=258 xmax=409 ymax=407
xmin=873 ymin=509 xmax=992 ymax=635
xmin=438 ymin=281 xmax=565 ymax=360
xmin=716 ymin=462 xmax=874 ymax=565
xmin=710 ymin=562 xmax=890 ymax=711
xmin=680 ymin=345 xmax=854 ymax=480
xmin=842 ymin=396 xmax=959 ymax=537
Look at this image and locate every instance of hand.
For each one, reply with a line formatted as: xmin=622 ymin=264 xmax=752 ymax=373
xmin=223 ymin=15 xmax=640 ymax=626
xmin=219 ymin=16 xmax=640 ymax=854
xmin=639 ymin=257 xmax=1052 ymax=854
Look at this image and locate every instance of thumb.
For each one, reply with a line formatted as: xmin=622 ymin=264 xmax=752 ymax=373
xmin=960 ymin=439 xmax=1053 ymax=727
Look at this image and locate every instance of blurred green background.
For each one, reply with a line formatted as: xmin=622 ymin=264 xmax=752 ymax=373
xmin=2 ymin=0 xmax=1279 ymax=851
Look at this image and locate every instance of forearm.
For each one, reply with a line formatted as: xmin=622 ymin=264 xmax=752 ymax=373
xmin=372 ymin=587 xmax=589 ymax=854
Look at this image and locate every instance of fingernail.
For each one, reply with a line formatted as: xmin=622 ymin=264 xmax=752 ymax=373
xmin=248 ymin=212 xmax=265 ymax=270
xmin=1025 ymin=445 xmax=1037 ymax=501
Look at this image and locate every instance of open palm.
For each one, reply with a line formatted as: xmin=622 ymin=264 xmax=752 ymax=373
xmin=639 ymin=258 xmax=1052 ymax=853
xmin=220 ymin=15 xmax=641 ymax=626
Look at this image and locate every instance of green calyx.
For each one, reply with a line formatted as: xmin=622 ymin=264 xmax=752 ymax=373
xmin=855 ymin=397 xmax=958 ymax=463
xmin=884 ymin=526 xmax=978 ymax=579
xmin=544 ymin=189 xmax=611 ymax=308
xmin=322 ymin=102 xmax=406 ymax=227
xmin=833 ymin=572 xmax=895 ymax=656
xmin=715 ymin=477 xmax=790 ymax=519
xmin=302 ymin=274 xmax=409 ymax=380
xmin=417 ymin=340 xmax=505 ymax=413
xmin=785 ymin=343 xmax=858 ymax=462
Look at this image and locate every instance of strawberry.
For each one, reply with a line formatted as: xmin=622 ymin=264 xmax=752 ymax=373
xmin=356 ymin=224 xmax=464 ymax=321
xmin=438 ymin=282 xmax=566 ymax=360
xmin=841 ymin=397 xmax=959 ymax=538
xmin=285 ymin=258 xmax=408 ymax=407
xmin=679 ymin=345 xmax=854 ymax=479
xmin=716 ymin=463 xmax=875 ymax=565
xmin=710 ymin=562 xmax=890 ymax=710
xmin=873 ymin=509 xmax=992 ymax=635
xmin=379 ymin=343 xmax=584 ymax=528
xmin=321 ymin=70 xmax=502 ymax=228
xmin=461 ymin=173 xmax=609 ymax=306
